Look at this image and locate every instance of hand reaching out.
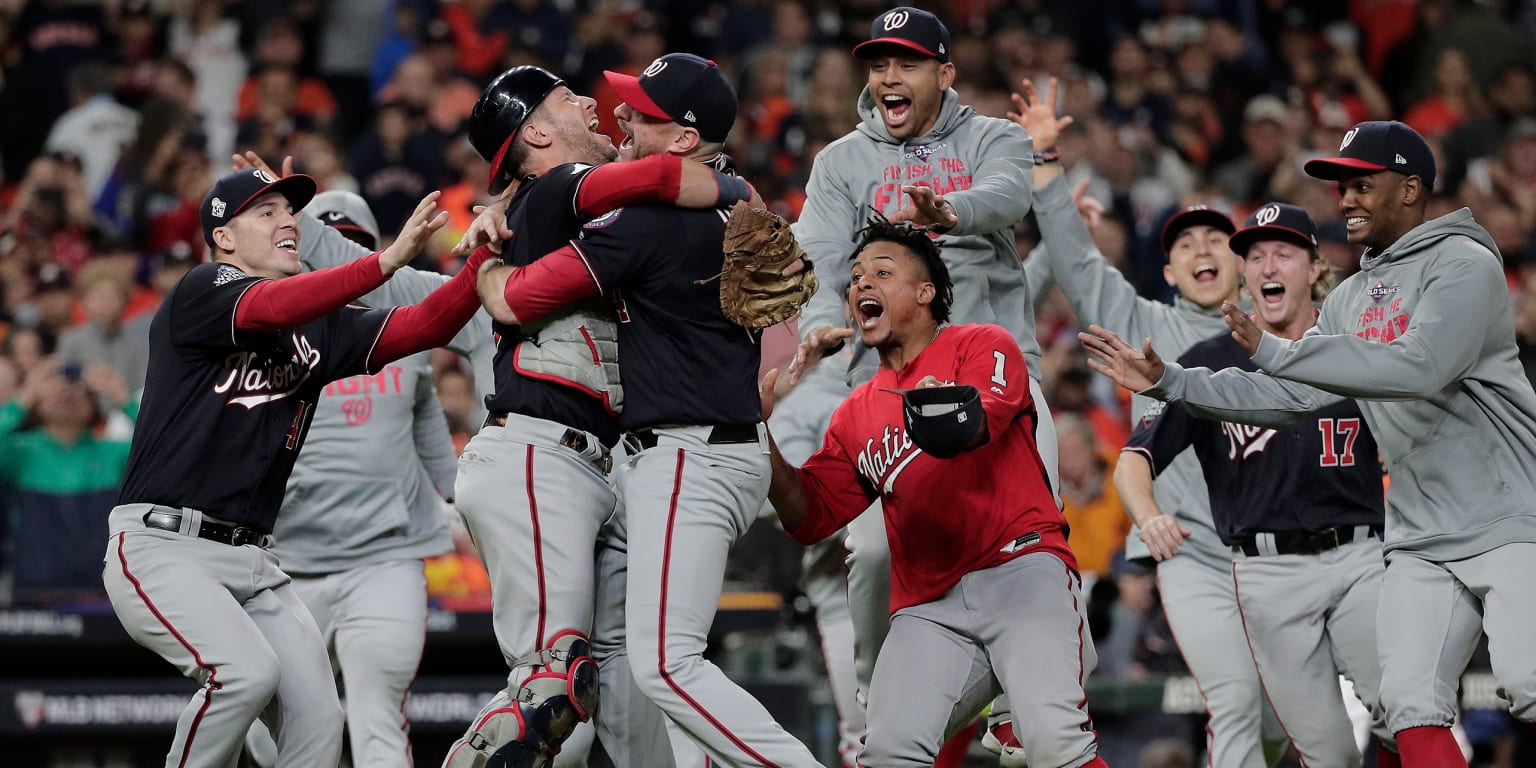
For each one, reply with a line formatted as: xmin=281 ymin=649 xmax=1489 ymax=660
xmin=380 ymin=192 xmax=451 ymax=274
xmin=1222 ymin=302 xmax=1262 ymax=356
xmin=1007 ymin=77 xmax=1074 ymax=152
xmin=786 ymin=326 xmax=854 ymax=388
xmin=1077 ymin=324 xmax=1166 ymax=392
xmin=887 ymin=185 xmax=958 ymax=229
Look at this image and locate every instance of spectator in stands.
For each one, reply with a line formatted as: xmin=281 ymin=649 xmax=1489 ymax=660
xmin=57 ymin=262 xmax=148 ymax=393
xmin=1403 ymin=47 xmax=1484 ymax=140
xmin=1056 ymin=411 xmax=1132 ymax=586
xmin=168 ymin=0 xmax=246 ymax=161
xmin=235 ymin=17 xmax=337 ymax=129
xmin=1213 ymin=95 xmax=1292 ymax=211
xmin=439 ymin=0 xmax=518 ymax=79
xmin=45 ymin=61 xmax=139 ymax=204
xmin=590 ymin=11 xmax=666 ymax=147
xmin=349 ymin=100 xmax=445 ymax=235
xmin=27 ymin=265 xmax=77 ymax=343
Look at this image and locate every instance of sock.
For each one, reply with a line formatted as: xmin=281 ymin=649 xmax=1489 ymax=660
xmin=1079 ymin=758 xmax=1110 ymax=768
xmin=933 ymin=719 xmax=981 ymax=768
xmin=1378 ymin=745 xmax=1403 ymax=768
xmin=1395 ymin=725 xmax=1466 ymax=768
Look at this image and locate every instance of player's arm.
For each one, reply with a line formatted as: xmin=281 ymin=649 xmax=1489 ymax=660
xmin=794 ymin=153 xmax=860 ymax=341
xmin=367 ymin=247 xmax=499 ymax=366
xmin=411 ymin=361 xmax=459 ymax=500
xmin=477 ymin=245 xmax=598 ymax=325
xmin=1248 ymin=250 xmax=1500 ymax=399
xmin=572 ymin=155 xmax=756 ymax=216
xmin=766 ymin=425 xmax=876 ymax=543
xmin=928 ymin=120 xmax=1034 ymax=236
xmin=1116 ymin=401 xmax=1196 ymax=560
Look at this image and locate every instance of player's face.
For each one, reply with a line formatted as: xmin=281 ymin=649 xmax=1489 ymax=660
xmin=613 ymin=101 xmax=679 ymax=162
xmin=847 ymin=240 xmax=936 ymax=349
xmin=1243 ymin=239 xmax=1321 ymax=335
xmin=1336 ymin=170 xmax=1416 ymax=251
xmin=219 ymin=192 xmax=301 ymax=278
xmin=540 ymin=86 xmax=617 ymax=165
xmin=866 ymin=54 xmax=955 ymax=140
xmin=1163 ymin=224 xmax=1241 ymax=310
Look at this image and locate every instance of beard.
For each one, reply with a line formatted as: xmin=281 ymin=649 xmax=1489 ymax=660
xmin=556 ymin=121 xmax=618 ymax=165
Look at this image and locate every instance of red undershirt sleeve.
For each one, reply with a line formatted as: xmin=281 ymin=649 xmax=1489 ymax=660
xmin=502 ymin=246 xmax=603 ymax=323
xmin=573 ymin=155 xmax=683 ymax=216
xmin=233 ymin=253 xmax=387 ymax=332
xmin=368 ymin=246 xmax=497 ymax=366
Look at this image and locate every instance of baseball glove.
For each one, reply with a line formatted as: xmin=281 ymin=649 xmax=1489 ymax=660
xmin=714 ymin=200 xmax=819 ymax=329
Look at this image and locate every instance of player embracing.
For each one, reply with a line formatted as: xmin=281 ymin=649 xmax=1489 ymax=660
xmin=763 ymin=218 xmax=1105 ymax=768
xmin=1082 ymin=121 xmax=1536 ymax=768
xmin=1118 ymin=203 xmax=1395 ymax=766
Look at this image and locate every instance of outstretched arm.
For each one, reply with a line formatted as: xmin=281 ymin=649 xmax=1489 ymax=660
xmin=1113 ymin=451 xmax=1192 ymax=561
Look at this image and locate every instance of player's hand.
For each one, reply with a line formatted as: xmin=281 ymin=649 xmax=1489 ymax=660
xmin=914 ymin=375 xmax=943 ymax=389
xmin=1078 ymin=324 xmax=1165 ymax=392
xmin=787 ymin=326 xmax=854 ymax=385
xmin=231 ymin=150 xmax=293 ymax=178
xmin=453 ymin=191 xmax=514 ymax=255
xmin=1223 ymin=302 xmax=1263 ymax=356
xmin=1073 ymin=177 xmax=1105 ymax=232
xmin=760 ymin=368 xmax=783 ymax=420
xmin=381 ymin=191 xmax=450 ymax=275
xmin=888 ymin=185 xmax=958 ymax=230
xmin=1007 ymin=77 xmax=1073 ymax=152
xmin=1139 ymin=514 xmax=1192 ymax=561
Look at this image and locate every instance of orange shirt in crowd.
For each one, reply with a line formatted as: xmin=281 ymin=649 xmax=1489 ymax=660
xmin=1062 ymin=450 xmax=1132 ymax=579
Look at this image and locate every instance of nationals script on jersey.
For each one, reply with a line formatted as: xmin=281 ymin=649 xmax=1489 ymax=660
xmin=790 ymin=324 xmax=1075 ymax=612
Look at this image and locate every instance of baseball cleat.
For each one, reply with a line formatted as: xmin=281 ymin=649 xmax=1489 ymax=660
xmin=981 ymin=720 xmax=1030 ymax=767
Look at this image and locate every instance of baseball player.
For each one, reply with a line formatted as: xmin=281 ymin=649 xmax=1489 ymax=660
xmin=255 ymin=191 xmax=457 ymax=767
xmin=442 ymin=67 xmax=761 ymax=768
xmin=1080 ymin=121 xmax=1536 ymax=768
xmin=784 ymin=8 xmax=1047 ymax=756
xmin=761 ymin=218 xmax=1105 ymax=768
xmin=100 ymin=167 xmax=490 ymax=768
xmin=477 ymin=53 xmax=823 ymax=767
xmin=1118 ymin=203 xmax=1394 ymax=766
xmin=1010 ymin=81 xmax=1285 ymax=768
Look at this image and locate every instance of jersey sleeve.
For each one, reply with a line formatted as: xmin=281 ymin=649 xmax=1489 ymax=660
xmin=789 ymin=416 xmax=878 ymax=545
xmin=1122 ymin=400 xmax=1193 ymax=476
xmin=565 ymin=209 xmax=666 ymax=293
xmin=317 ymin=305 xmax=393 ymax=380
xmin=953 ymin=325 xmax=1031 ymax=443
xmin=167 ymin=263 xmax=269 ymax=349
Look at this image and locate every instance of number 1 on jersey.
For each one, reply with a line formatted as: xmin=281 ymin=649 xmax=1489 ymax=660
xmin=991 ymin=350 xmax=1008 ymax=387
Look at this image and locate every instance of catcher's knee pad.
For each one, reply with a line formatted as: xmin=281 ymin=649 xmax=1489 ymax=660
xmin=485 ymin=727 xmax=555 ymax=768
xmin=510 ymin=630 xmax=600 ymax=748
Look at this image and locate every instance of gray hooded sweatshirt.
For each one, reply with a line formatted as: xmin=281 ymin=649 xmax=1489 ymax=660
xmin=1149 ymin=208 xmax=1536 ymax=561
xmin=1027 ymin=174 xmax=1235 ymax=568
xmin=794 ymin=87 xmax=1038 ymax=384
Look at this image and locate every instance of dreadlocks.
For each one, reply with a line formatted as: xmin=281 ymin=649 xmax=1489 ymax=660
xmin=850 ymin=215 xmax=954 ymax=324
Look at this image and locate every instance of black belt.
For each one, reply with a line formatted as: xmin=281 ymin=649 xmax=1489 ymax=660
xmin=143 ymin=510 xmax=271 ymax=548
xmin=484 ymin=412 xmax=613 ymax=472
xmin=627 ymin=424 xmax=759 ymax=451
xmin=1236 ymin=524 xmax=1381 ymax=557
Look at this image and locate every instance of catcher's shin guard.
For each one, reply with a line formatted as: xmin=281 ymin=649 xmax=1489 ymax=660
xmin=444 ymin=631 xmax=599 ymax=768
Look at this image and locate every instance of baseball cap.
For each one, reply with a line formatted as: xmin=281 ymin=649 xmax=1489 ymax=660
xmin=200 ymin=168 xmax=317 ymax=248
xmin=1243 ymin=94 xmax=1288 ymax=125
xmin=853 ymin=7 xmax=950 ymax=63
xmin=1304 ymin=120 xmax=1436 ymax=190
xmin=1159 ymin=205 xmax=1236 ymax=254
xmin=1228 ymin=203 xmax=1320 ymax=256
xmin=308 ymin=190 xmax=381 ymax=249
xmin=603 ymin=54 xmax=738 ymax=143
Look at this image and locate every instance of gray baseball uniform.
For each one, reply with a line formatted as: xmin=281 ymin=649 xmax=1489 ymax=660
xmin=1144 ymin=208 xmax=1536 ymax=735
xmin=1027 ymin=174 xmax=1279 ymax=768
xmin=792 ymin=86 xmax=1049 ymax=744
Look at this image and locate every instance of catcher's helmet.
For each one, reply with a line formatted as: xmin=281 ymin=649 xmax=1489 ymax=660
xmin=902 ymin=385 xmax=985 ymax=459
xmin=470 ymin=66 xmax=565 ymax=195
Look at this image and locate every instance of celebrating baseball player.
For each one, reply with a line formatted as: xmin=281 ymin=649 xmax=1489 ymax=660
xmin=1012 ymin=80 xmax=1286 ymax=768
xmin=762 ymin=218 xmax=1104 ymax=768
xmin=440 ymin=66 xmax=761 ymax=768
xmin=476 ymin=52 xmax=823 ymax=767
xmin=781 ymin=8 xmax=1047 ymax=757
xmin=100 ymin=167 xmax=489 ymax=768
xmin=1118 ymin=203 xmax=1394 ymax=766
xmin=1081 ymin=120 xmax=1536 ymax=768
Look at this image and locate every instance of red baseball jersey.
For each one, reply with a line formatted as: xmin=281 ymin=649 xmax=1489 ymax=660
xmin=789 ymin=323 xmax=1075 ymax=613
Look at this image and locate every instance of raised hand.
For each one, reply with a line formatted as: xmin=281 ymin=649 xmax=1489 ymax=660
xmin=787 ymin=326 xmax=855 ymax=386
xmin=231 ymin=151 xmax=293 ymax=179
xmin=1222 ymin=301 xmax=1263 ymax=356
xmin=453 ymin=193 xmax=514 ymax=255
xmin=381 ymin=192 xmax=451 ymax=275
xmin=1077 ymin=324 xmax=1166 ymax=392
xmin=1007 ymin=77 xmax=1074 ymax=152
xmin=887 ymin=185 xmax=958 ymax=229
xmin=1072 ymin=177 xmax=1105 ymax=232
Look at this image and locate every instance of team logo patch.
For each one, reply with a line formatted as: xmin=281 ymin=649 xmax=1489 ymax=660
xmin=210 ymin=197 xmax=226 ymax=218
xmin=1340 ymin=128 xmax=1358 ymax=150
xmin=906 ymin=142 xmax=947 ymax=161
xmin=1368 ymin=281 xmax=1400 ymax=304
xmin=213 ymin=265 xmax=247 ymax=286
xmin=1138 ymin=400 xmax=1167 ymax=427
xmin=684 ymin=110 xmax=696 ymax=123
xmin=584 ymin=209 xmax=623 ymax=229
xmin=642 ymin=59 xmax=667 ymax=77
xmin=326 ymin=210 xmax=345 ymax=221
xmin=882 ymin=10 xmax=909 ymax=30
xmin=15 ymin=690 xmax=44 ymax=729
xmin=252 ymin=168 xmax=277 ymax=184
xmin=1255 ymin=204 xmax=1280 ymax=226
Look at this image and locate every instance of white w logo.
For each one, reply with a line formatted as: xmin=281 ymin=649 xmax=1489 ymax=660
xmin=253 ymin=169 xmax=277 ymax=184
xmin=1340 ymin=127 xmax=1358 ymax=150
xmin=883 ymin=10 xmax=910 ymax=30
xmin=1255 ymin=205 xmax=1280 ymax=226
xmin=643 ymin=59 xmax=668 ymax=77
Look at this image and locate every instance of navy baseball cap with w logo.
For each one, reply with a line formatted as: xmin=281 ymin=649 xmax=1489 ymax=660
xmin=201 ymin=168 xmax=317 ymax=247
xmin=1304 ymin=120 xmax=1436 ymax=190
xmin=1229 ymin=203 xmax=1320 ymax=256
xmin=604 ymin=53 xmax=738 ymax=143
xmin=854 ymin=7 xmax=951 ymax=63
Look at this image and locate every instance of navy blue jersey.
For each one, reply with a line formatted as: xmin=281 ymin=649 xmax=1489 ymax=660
xmin=487 ymin=162 xmax=620 ymax=447
xmin=119 ymin=262 xmax=391 ymax=533
xmin=569 ymin=203 xmax=762 ymax=429
xmin=1124 ymin=333 xmax=1385 ymax=545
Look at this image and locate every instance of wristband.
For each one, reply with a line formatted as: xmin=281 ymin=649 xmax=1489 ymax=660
xmin=715 ymin=173 xmax=753 ymax=206
xmin=1032 ymin=149 xmax=1061 ymax=166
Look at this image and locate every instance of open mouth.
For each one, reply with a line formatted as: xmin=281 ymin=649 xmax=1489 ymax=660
xmin=880 ymin=94 xmax=913 ymax=126
xmin=588 ymin=117 xmax=601 ymax=133
xmin=857 ymin=298 xmax=884 ymax=329
xmin=1260 ymin=281 xmax=1285 ymax=305
xmin=276 ymin=238 xmax=298 ymax=254
xmin=1345 ymin=215 xmax=1368 ymax=232
xmin=1193 ymin=264 xmax=1219 ymax=284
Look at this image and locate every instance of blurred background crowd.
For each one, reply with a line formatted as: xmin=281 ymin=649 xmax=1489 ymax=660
xmin=3 ymin=0 xmax=1536 ymax=765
